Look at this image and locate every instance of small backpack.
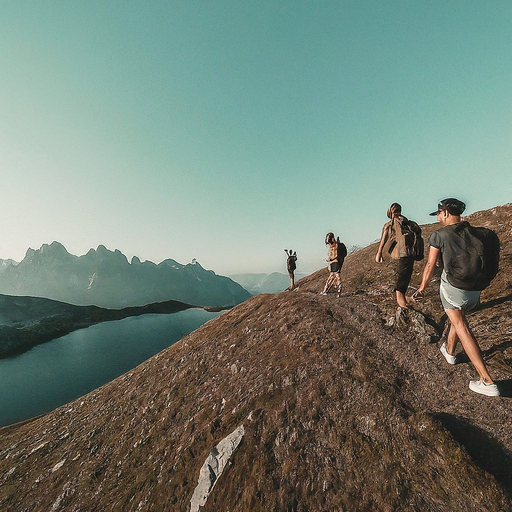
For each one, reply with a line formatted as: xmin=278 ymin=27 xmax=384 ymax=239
xmin=390 ymin=216 xmax=424 ymax=261
xmin=336 ymin=237 xmax=348 ymax=262
xmin=287 ymin=253 xmax=297 ymax=272
xmin=444 ymin=222 xmax=500 ymax=291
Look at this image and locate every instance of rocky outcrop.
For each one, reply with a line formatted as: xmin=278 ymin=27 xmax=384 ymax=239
xmin=190 ymin=425 xmax=245 ymax=512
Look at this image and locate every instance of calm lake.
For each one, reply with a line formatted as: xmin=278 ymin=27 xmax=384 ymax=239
xmin=0 ymin=309 xmax=221 ymax=428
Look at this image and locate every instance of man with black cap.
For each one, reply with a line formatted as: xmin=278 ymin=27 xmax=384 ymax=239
xmin=412 ymin=198 xmax=499 ymax=397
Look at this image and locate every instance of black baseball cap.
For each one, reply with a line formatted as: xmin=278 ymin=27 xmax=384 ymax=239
xmin=429 ymin=198 xmax=466 ymax=216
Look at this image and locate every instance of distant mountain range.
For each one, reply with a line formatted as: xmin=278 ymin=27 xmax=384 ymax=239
xmin=229 ymin=272 xmax=307 ymax=294
xmin=0 ymin=242 xmax=250 ymax=309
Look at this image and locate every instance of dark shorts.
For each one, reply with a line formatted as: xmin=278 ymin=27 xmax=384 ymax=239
xmin=329 ymin=261 xmax=342 ymax=273
xmin=394 ymin=257 xmax=414 ymax=294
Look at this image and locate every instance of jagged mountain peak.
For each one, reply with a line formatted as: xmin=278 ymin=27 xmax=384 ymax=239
xmin=22 ymin=241 xmax=73 ymax=263
xmin=88 ymin=244 xmax=129 ymax=265
xmin=158 ymin=258 xmax=184 ymax=270
xmin=186 ymin=259 xmax=207 ymax=271
xmin=42 ymin=240 xmax=68 ymax=252
xmin=95 ymin=244 xmax=123 ymax=256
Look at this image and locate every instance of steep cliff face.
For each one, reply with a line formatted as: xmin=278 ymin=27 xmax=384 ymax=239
xmin=1 ymin=205 xmax=512 ymax=511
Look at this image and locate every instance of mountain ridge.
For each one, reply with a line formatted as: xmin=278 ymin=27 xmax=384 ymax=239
xmin=0 ymin=243 xmax=250 ymax=309
xmin=1 ymin=203 xmax=512 ymax=510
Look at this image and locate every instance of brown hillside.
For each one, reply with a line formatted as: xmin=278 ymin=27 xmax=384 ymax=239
xmin=1 ymin=204 xmax=512 ymax=511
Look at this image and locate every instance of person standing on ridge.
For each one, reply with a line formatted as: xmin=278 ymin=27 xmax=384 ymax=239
xmin=321 ymin=233 xmax=346 ymax=295
xmin=412 ymin=198 xmax=500 ymax=397
xmin=284 ymin=249 xmax=297 ymax=290
xmin=375 ymin=203 xmax=423 ymax=309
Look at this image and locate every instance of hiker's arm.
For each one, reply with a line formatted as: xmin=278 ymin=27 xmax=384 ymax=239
xmin=413 ymin=246 xmax=440 ymax=297
xmin=375 ymin=226 xmax=388 ymax=263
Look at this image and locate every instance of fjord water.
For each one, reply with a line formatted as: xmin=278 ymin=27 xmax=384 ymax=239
xmin=0 ymin=309 xmax=220 ymax=428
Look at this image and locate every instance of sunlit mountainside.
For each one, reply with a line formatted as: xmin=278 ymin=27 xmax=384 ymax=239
xmin=1 ymin=204 xmax=512 ymax=511
xmin=0 ymin=242 xmax=250 ymax=309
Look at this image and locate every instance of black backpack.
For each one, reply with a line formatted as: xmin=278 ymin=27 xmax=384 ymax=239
xmin=444 ymin=222 xmax=500 ymax=291
xmin=408 ymin=220 xmax=424 ymax=261
xmin=336 ymin=238 xmax=347 ymax=262
xmin=287 ymin=255 xmax=296 ymax=272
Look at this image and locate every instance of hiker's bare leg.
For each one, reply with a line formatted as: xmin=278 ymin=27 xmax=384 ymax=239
xmin=445 ymin=308 xmax=494 ymax=383
xmin=335 ymin=274 xmax=341 ymax=292
xmin=446 ymin=321 xmax=458 ymax=356
xmin=395 ymin=290 xmax=408 ymax=308
xmin=329 ymin=273 xmax=340 ymax=292
xmin=289 ymin=273 xmax=295 ymax=290
xmin=323 ymin=275 xmax=333 ymax=293
xmin=322 ymin=274 xmax=335 ymax=293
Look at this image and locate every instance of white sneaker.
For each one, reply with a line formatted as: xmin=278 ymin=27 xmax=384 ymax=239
xmin=469 ymin=379 xmax=500 ymax=397
xmin=440 ymin=342 xmax=457 ymax=365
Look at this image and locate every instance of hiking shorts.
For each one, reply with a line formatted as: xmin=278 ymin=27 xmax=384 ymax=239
xmin=394 ymin=257 xmax=414 ymax=294
xmin=329 ymin=261 xmax=341 ymax=273
xmin=439 ymin=271 xmax=480 ymax=311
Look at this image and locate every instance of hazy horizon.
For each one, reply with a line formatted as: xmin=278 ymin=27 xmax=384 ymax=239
xmin=2 ymin=2 xmax=511 ymax=275
xmin=0 ymin=240 xmax=316 ymax=278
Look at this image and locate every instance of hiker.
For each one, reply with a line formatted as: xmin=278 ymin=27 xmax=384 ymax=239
xmin=412 ymin=198 xmax=500 ymax=397
xmin=284 ymin=249 xmax=298 ymax=290
xmin=375 ymin=203 xmax=423 ymax=309
xmin=320 ymin=233 xmax=347 ymax=295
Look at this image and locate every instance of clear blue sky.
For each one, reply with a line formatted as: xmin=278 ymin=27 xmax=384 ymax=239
xmin=1 ymin=1 xmax=511 ymax=274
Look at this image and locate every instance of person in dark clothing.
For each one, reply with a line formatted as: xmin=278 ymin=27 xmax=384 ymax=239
xmin=284 ymin=249 xmax=297 ymax=290
xmin=412 ymin=198 xmax=499 ymax=397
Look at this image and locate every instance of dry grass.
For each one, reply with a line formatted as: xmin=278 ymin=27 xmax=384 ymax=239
xmin=1 ymin=204 xmax=512 ymax=511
